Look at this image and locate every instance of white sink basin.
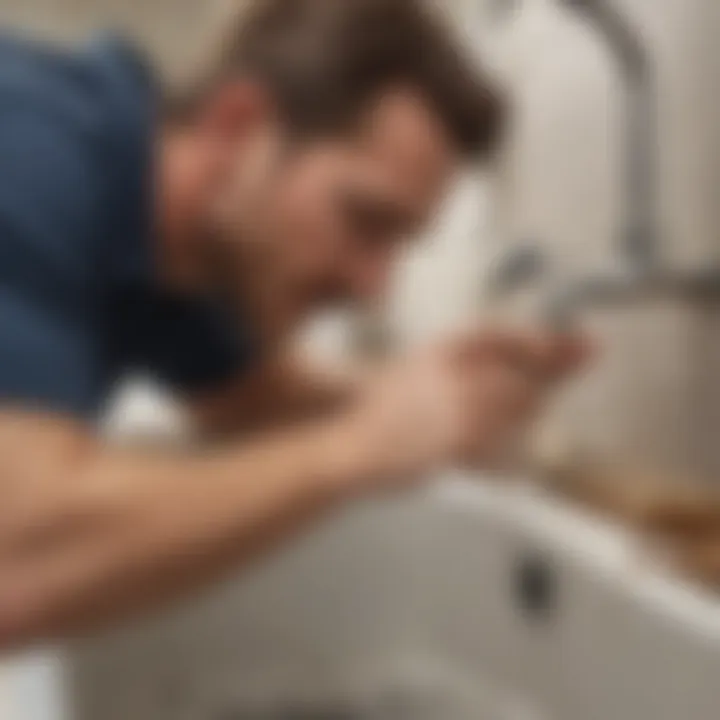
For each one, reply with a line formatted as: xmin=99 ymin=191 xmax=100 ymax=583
xmin=68 ymin=476 xmax=720 ymax=720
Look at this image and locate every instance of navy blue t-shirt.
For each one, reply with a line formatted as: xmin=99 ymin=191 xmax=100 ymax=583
xmin=0 ymin=34 xmax=253 ymax=419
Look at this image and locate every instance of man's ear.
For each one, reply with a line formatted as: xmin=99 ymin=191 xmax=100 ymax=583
xmin=199 ymin=81 xmax=272 ymax=142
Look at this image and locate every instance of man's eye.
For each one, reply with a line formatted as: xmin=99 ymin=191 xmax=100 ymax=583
xmin=343 ymin=199 xmax=401 ymax=238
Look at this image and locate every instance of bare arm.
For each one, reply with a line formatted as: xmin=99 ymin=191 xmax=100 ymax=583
xmin=0 ymin=330 xmax=586 ymax=651
xmin=0 ymin=411 xmax=366 ymax=650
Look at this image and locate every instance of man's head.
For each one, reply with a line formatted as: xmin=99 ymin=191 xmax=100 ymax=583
xmin=163 ymin=0 xmax=504 ymax=333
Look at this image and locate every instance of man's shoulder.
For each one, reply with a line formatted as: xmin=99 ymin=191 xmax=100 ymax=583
xmin=0 ymin=33 xmax=155 ymax=295
xmin=0 ymin=32 xmax=154 ymax=151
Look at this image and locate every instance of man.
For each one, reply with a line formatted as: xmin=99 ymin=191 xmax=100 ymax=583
xmin=0 ymin=0 xmax=588 ymax=650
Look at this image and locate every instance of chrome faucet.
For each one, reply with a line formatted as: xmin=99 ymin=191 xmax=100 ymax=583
xmin=489 ymin=0 xmax=720 ymax=325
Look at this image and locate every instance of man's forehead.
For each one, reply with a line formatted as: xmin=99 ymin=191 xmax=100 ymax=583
xmin=352 ymin=89 xmax=457 ymax=213
xmin=361 ymin=88 xmax=457 ymax=164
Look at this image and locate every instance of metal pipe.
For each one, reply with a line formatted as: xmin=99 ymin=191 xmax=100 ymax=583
xmin=561 ymin=0 xmax=659 ymax=273
xmin=490 ymin=247 xmax=720 ymax=330
xmin=488 ymin=0 xmax=720 ymax=323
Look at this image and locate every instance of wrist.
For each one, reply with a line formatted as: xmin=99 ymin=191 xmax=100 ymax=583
xmin=315 ymin=412 xmax=379 ymax=499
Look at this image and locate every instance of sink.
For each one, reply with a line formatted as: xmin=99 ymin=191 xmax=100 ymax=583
xmin=69 ymin=477 xmax=720 ymax=720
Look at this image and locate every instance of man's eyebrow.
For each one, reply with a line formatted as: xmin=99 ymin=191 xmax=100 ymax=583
xmin=353 ymin=191 xmax=426 ymax=230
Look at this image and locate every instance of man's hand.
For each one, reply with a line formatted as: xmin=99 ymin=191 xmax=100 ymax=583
xmin=340 ymin=329 xmax=592 ymax=488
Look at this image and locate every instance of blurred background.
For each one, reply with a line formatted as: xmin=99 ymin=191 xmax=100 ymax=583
xmin=1 ymin=0 xmax=720 ymax=718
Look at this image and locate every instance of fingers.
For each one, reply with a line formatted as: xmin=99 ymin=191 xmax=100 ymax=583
xmin=456 ymin=326 xmax=596 ymax=467
xmin=454 ymin=327 xmax=594 ymax=384
xmin=460 ymin=362 xmax=543 ymax=465
xmin=546 ymin=333 xmax=596 ymax=380
xmin=480 ymin=363 xmax=542 ymax=424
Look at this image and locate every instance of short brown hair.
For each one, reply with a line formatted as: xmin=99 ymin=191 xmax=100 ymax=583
xmin=177 ymin=0 xmax=505 ymax=160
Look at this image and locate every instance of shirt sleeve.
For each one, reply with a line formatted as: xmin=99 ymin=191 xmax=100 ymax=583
xmin=0 ymin=67 xmax=103 ymax=418
xmin=0 ymin=288 xmax=99 ymax=417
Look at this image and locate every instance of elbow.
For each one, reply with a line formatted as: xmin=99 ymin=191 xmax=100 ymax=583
xmin=0 ymin=573 xmax=55 ymax=652
xmin=0 ymin=526 xmax=71 ymax=652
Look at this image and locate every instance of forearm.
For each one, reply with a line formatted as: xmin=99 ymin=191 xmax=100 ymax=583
xmin=0 ymin=415 xmax=366 ymax=649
